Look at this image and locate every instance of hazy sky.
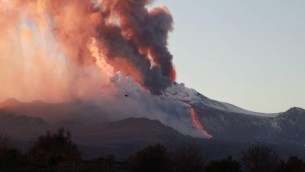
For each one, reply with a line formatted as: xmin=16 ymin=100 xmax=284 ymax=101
xmin=154 ymin=0 xmax=305 ymax=113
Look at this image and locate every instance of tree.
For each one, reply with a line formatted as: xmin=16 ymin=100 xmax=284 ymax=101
xmin=240 ymin=144 xmax=279 ymax=172
xmin=276 ymin=156 xmax=305 ymax=172
xmin=104 ymin=154 xmax=116 ymax=172
xmin=0 ymin=134 xmax=26 ymax=169
xmin=0 ymin=134 xmax=8 ymax=149
xmin=205 ymin=156 xmax=242 ymax=172
xmin=28 ymin=128 xmax=81 ymax=167
xmin=172 ymin=143 xmax=205 ymax=172
xmin=129 ymin=144 xmax=173 ymax=172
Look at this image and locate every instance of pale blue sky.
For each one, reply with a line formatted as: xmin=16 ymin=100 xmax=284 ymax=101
xmin=154 ymin=0 xmax=305 ymax=113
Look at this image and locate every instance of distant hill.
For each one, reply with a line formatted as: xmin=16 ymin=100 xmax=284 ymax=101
xmin=1 ymin=85 xmax=305 ymax=159
xmin=0 ymin=99 xmax=109 ymax=123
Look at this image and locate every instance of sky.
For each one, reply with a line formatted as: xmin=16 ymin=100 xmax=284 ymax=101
xmin=154 ymin=0 xmax=305 ymax=113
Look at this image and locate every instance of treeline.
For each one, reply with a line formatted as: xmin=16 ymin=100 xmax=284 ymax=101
xmin=127 ymin=143 xmax=305 ymax=172
xmin=0 ymin=129 xmax=305 ymax=172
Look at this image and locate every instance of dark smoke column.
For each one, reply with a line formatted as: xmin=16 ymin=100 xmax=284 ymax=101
xmin=97 ymin=0 xmax=176 ymax=94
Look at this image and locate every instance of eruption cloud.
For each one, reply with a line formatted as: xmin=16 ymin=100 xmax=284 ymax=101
xmin=0 ymin=0 xmax=175 ymax=102
xmin=0 ymin=0 xmax=212 ymax=138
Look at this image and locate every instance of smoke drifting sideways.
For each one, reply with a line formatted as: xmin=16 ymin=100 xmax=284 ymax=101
xmin=84 ymin=76 xmax=209 ymax=138
xmin=0 ymin=0 xmax=175 ymax=102
xmin=0 ymin=0 xmax=212 ymax=138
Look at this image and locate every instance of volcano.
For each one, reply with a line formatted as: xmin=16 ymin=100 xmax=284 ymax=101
xmin=1 ymin=84 xmax=305 ymax=159
xmin=0 ymin=0 xmax=304 ymax=160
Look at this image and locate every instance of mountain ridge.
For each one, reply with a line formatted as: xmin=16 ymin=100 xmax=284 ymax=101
xmin=1 ymin=86 xmax=305 ymax=159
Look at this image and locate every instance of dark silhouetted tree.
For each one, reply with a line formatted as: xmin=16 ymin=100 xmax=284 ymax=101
xmin=0 ymin=135 xmax=8 ymax=150
xmin=28 ymin=128 xmax=81 ymax=167
xmin=276 ymin=156 xmax=305 ymax=172
xmin=129 ymin=144 xmax=173 ymax=172
xmin=104 ymin=154 xmax=116 ymax=172
xmin=0 ymin=134 xmax=26 ymax=169
xmin=172 ymin=143 xmax=205 ymax=172
xmin=205 ymin=156 xmax=242 ymax=172
xmin=240 ymin=144 xmax=279 ymax=172
xmin=0 ymin=148 xmax=26 ymax=169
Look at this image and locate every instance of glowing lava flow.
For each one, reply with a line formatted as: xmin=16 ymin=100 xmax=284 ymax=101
xmin=190 ymin=106 xmax=213 ymax=139
xmin=182 ymin=102 xmax=213 ymax=139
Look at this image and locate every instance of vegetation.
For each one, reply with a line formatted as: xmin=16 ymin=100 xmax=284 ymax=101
xmin=276 ymin=156 xmax=305 ymax=172
xmin=205 ymin=156 xmax=242 ymax=172
xmin=240 ymin=144 xmax=279 ymax=172
xmin=129 ymin=144 xmax=172 ymax=172
xmin=172 ymin=143 xmax=206 ymax=172
xmin=28 ymin=128 xmax=81 ymax=167
xmin=0 ymin=131 xmax=305 ymax=172
xmin=0 ymin=134 xmax=26 ymax=170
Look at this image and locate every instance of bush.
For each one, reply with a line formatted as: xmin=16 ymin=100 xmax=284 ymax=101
xmin=172 ymin=143 xmax=205 ymax=172
xmin=276 ymin=156 xmax=305 ymax=172
xmin=129 ymin=144 xmax=173 ymax=172
xmin=240 ymin=144 xmax=279 ymax=172
xmin=28 ymin=128 xmax=81 ymax=167
xmin=205 ymin=156 xmax=241 ymax=172
xmin=0 ymin=135 xmax=26 ymax=169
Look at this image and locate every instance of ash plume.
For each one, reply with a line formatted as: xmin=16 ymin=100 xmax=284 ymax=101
xmin=0 ymin=0 xmax=212 ymax=138
xmin=0 ymin=0 xmax=175 ymax=101
xmin=99 ymin=0 xmax=176 ymax=93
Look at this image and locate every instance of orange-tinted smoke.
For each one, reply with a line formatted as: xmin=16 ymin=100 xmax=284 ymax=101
xmin=99 ymin=0 xmax=176 ymax=94
xmin=0 ymin=0 xmax=176 ymax=101
xmin=49 ymin=0 xmax=176 ymax=93
xmin=0 ymin=0 xmax=113 ymax=102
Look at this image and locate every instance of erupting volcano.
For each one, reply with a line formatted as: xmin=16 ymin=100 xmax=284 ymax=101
xmin=0 ymin=0 xmax=212 ymax=138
